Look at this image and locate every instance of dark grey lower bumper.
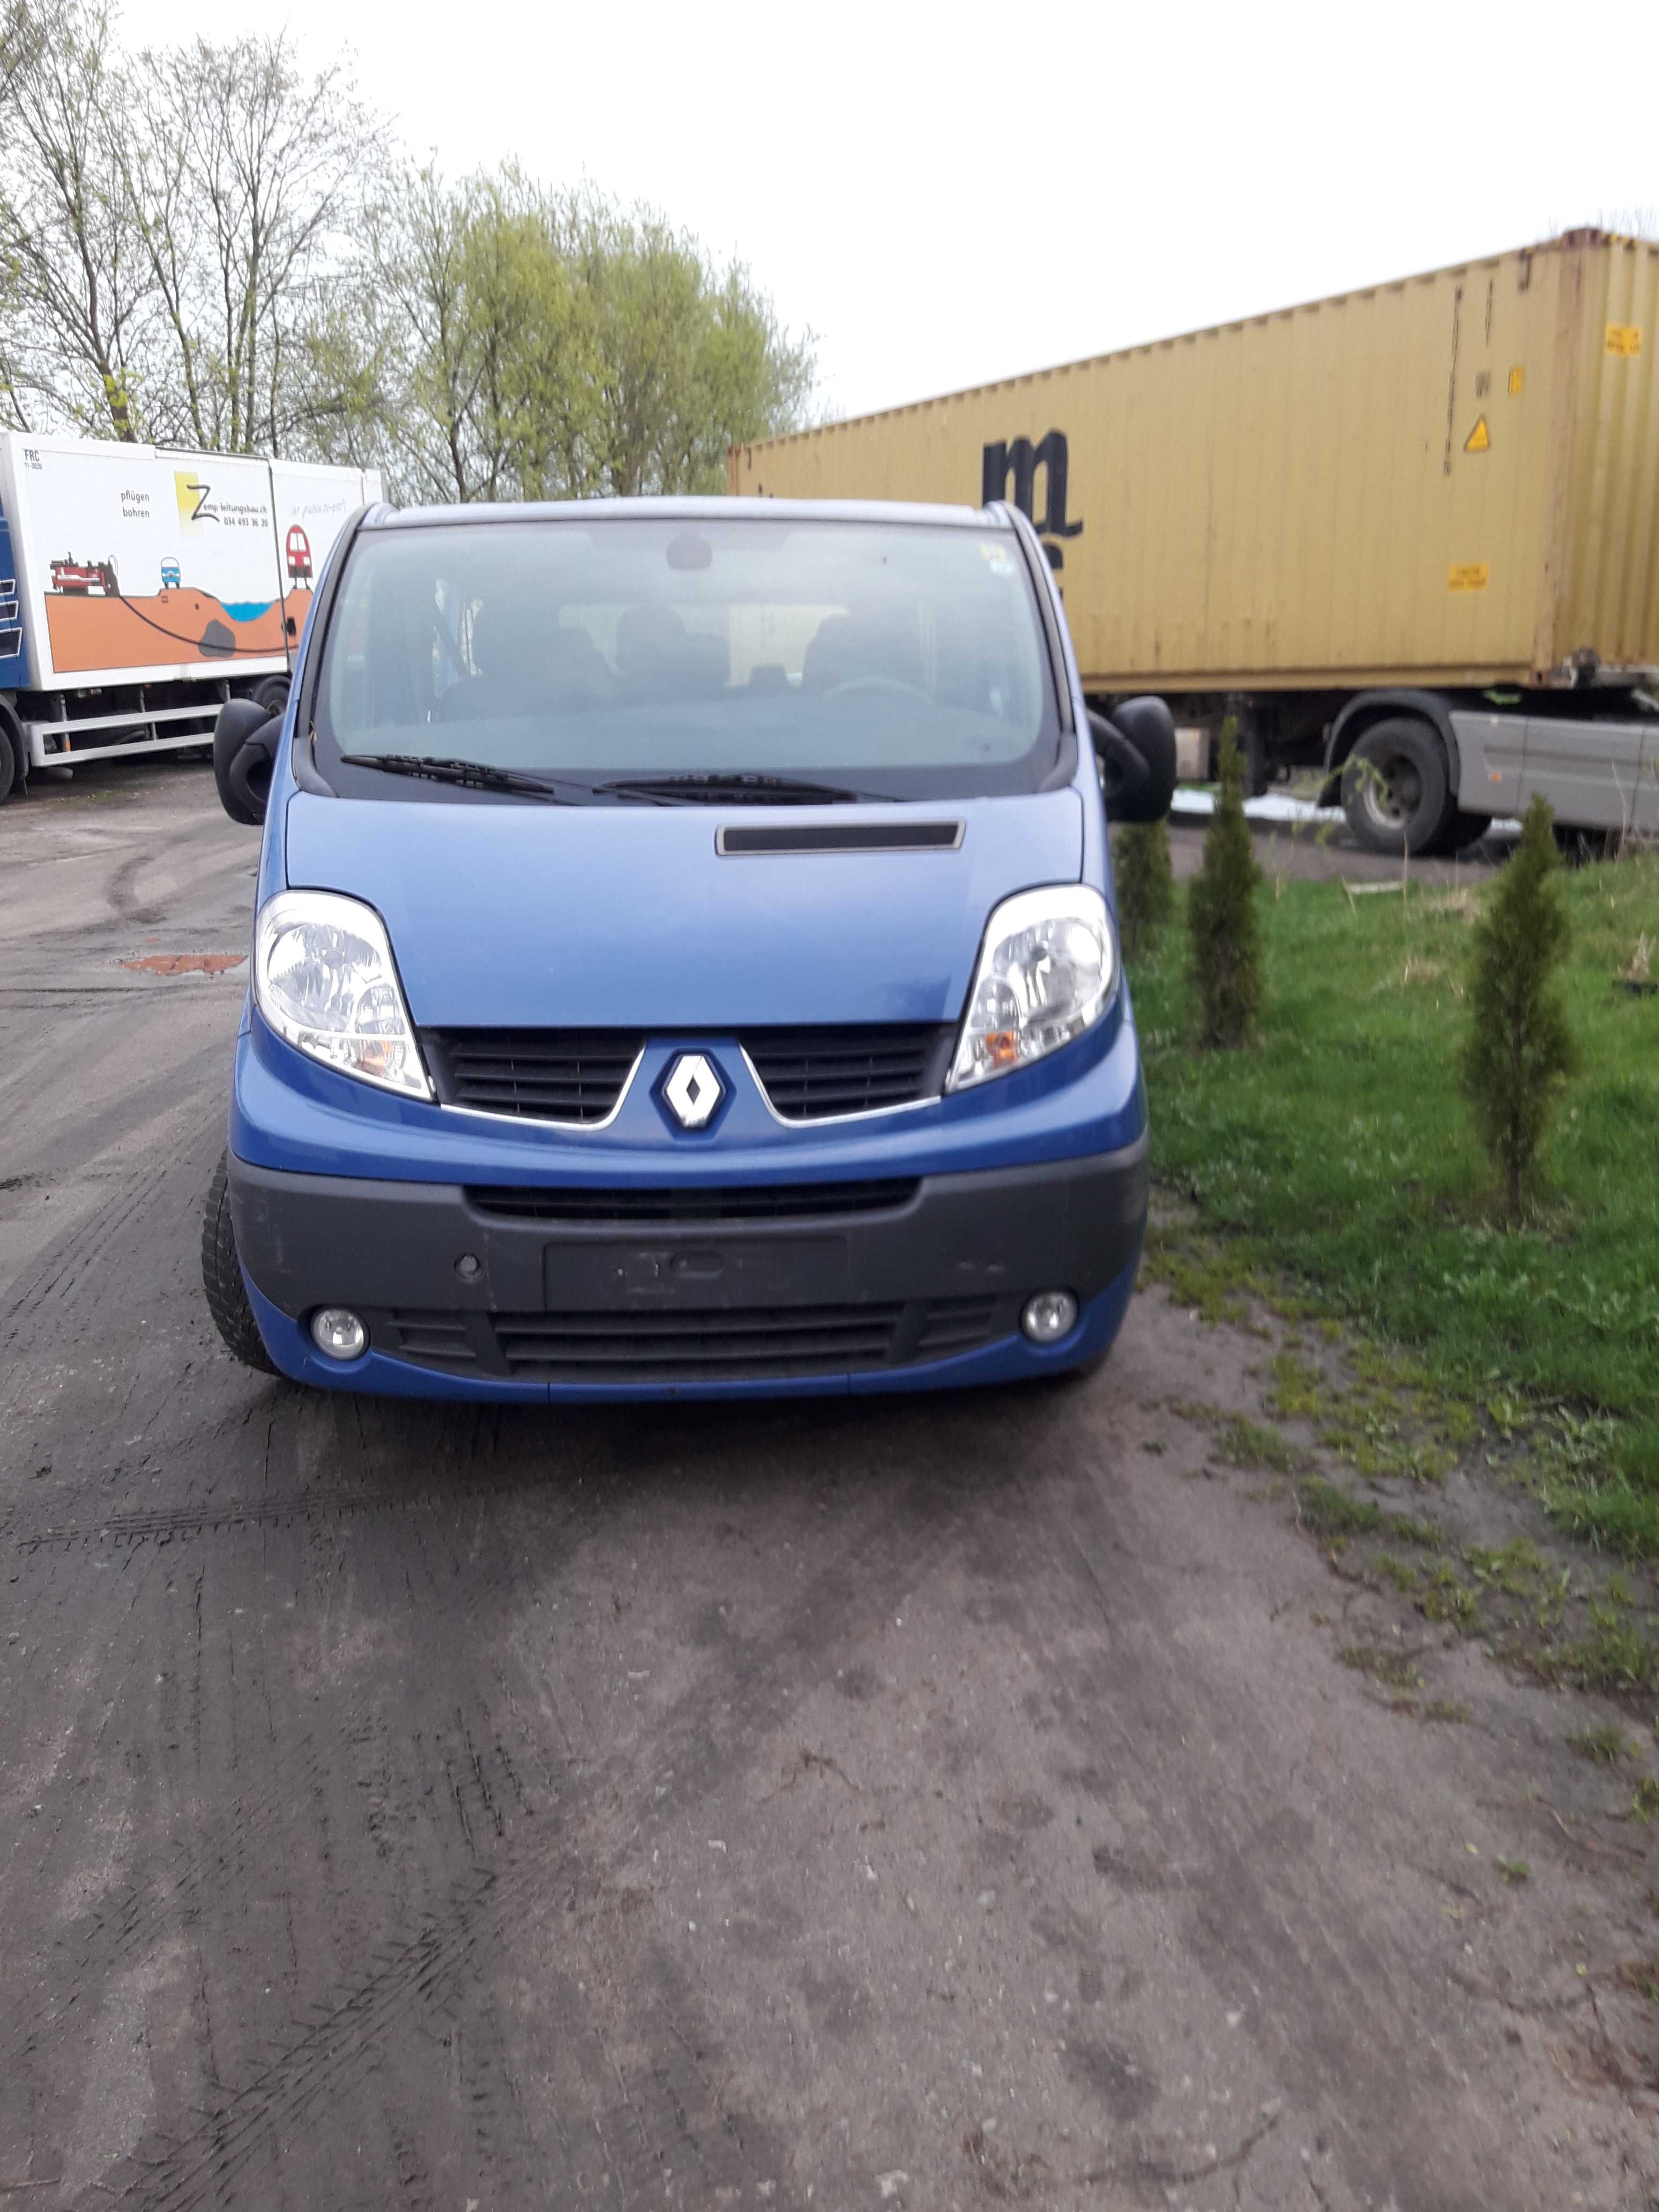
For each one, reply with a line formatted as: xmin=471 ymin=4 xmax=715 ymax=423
xmin=229 ymin=1142 xmax=1148 ymax=1379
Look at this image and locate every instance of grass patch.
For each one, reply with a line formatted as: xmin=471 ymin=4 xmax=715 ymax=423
xmin=1419 ymin=1565 xmax=1480 ymax=1631
xmin=1567 ymin=1723 xmax=1628 ymax=1765
xmin=1134 ymin=853 xmax=1659 ymax=1550
xmin=1421 ymin=1698 xmax=1470 ymax=1724
xmin=1267 ymin=1349 xmax=1328 ymax=1419
xmin=1338 ymin=1642 xmax=1421 ymax=1691
xmin=1372 ymin=1552 xmax=1418 ymax=1593
xmin=1295 ymin=1477 xmax=1441 ymax=1553
xmin=1297 ymin=1478 xmax=1381 ymax=1538
xmin=1560 ymin=1611 xmax=1659 ymax=1694
xmin=1217 ymin=1415 xmax=1299 ymax=1473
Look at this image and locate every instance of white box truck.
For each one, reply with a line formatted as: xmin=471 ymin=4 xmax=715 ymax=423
xmin=0 ymin=432 xmax=381 ymax=802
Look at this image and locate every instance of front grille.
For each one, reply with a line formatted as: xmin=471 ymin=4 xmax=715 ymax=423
xmin=742 ymin=1025 xmax=955 ymax=1120
xmin=422 ymin=1025 xmax=954 ymax=1125
xmin=372 ymin=1292 xmax=1007 ymax=1381
xmin=424 ymin=1028 xmax=642 ymax=1123
xmin=464 ymin=1178 xmax=920 ymax=1224
xmin=498 ymin=1304 xmax=903 ymax=1379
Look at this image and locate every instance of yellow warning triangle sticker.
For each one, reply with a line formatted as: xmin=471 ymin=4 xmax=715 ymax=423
xmin=1464 ymin=415 xmax=1491 ymax=453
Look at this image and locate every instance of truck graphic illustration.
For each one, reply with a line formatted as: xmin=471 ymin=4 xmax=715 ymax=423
xmin=50 ymin=554 xmax=120 ymax=597
xmin=0 ymin=434 xmax=382 ymax=803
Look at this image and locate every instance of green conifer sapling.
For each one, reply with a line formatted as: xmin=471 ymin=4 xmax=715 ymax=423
xmin=1187 ymin=721 xmax=1262 ymax=1048
xmin=1459 ymin=794 xmax=1576 ymax=1219
xmin=1114 ymin=819 xmax=1176 ymax=960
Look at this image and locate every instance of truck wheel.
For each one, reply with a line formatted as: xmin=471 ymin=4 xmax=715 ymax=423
xmin=0 ymin=732 xmax=14 ymax=805
xmin=201 ymin=1149 xmax=279 ymax=1375
xmin=252 ymin=676 xmax=290 ymax=718
xmin=1340 ymin=719 xmax=1452 ymax=855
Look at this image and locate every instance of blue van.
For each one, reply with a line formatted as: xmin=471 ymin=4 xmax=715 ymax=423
xmin=203 ymin=498 xmax=1175 ymax=1401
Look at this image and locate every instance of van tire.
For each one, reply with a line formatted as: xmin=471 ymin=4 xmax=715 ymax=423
xmin=201 ymin=1149 xmax=279 ymax=1374
xmin=1340 ymin=719 xmax=1452 ymax=855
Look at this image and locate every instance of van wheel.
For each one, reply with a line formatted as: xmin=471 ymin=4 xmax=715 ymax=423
xmin=201 ymin=1149 xmax=279 ymax=1373
xmin=1340 ymin=719 xmax=1452 ymax=855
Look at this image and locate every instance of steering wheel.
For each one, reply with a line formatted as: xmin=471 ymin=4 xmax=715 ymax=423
xmin=823 ymin=675 xmax=930 ymax=701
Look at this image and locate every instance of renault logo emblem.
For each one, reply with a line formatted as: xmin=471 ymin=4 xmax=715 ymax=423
xmin=662 ymin=1051 xmax=723 ymax=1130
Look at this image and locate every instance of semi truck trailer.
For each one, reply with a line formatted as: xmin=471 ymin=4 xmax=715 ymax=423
xmin=0 ymin=432 xmax=380 ymax=804
xmin=729 ymin=231 xmax=1659 ymax=855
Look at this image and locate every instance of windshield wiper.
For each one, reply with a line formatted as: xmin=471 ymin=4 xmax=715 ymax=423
xmin=347 ymin=753 xmax=589 ymax=803
xmin=595 ymin=772 xmax=894 ymax=806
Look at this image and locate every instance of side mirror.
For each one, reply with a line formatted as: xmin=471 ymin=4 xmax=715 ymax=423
xmin=213 ymin=698 xmax=279 ymax=825
xmin=1089 ymin=697 xmax=1177 ymax=824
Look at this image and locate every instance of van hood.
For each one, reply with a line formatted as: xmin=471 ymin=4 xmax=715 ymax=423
xmin=282 ymin=790 xmax=1083 ymax=1028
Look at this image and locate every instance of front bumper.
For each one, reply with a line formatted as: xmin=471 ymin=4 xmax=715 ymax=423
xmin=230 ymin=1142 xmax=1148 ymax=1400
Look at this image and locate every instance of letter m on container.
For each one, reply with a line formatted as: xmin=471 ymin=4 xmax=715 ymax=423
xmin=982 ymin=431 xmax=1083 ymax=569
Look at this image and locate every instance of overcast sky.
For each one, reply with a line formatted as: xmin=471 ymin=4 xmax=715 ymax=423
xmin=116 ymin=0 xmax=1659 ymax=425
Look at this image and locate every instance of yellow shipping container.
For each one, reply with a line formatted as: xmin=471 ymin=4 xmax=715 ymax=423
xmin=730 ymin=231 xmax=1659 ymax=696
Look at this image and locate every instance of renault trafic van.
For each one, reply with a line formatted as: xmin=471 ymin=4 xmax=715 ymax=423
xmin=204 ymin=498 xmax=1174 ymax=1400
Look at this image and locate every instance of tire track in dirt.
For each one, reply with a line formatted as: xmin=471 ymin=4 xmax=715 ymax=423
xmin=12 ymin=1488 xmax=453 ymax=1551
xmin=1 ymin=1456 xmax=633 ymax=2092
xmin=10 ymin=1342 xmax=984 ymax=2198
xmin=103 ymin=1436 xmax=982 ymax=2209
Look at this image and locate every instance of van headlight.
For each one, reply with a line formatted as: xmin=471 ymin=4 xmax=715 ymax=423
xmin=948 ymin=885 xmax=1116 ymax=1092
xmin=253 ymin=890 xmax=432 ymax=1099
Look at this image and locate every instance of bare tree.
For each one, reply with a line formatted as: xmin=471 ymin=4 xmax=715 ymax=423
xmin=0 ymin=0 xmax=154 ymax=438
xmin=118 ymin=34 xmax=379 ymax=453
xmin=0 ymin=0 xmax=40 ymax=108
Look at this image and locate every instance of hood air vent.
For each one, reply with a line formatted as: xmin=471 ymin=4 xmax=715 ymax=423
xmin=716 ymin=821 xmax=964 ymax=856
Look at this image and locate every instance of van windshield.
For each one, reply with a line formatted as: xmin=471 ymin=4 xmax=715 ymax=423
xmin=314 ymin=515 xmax=1062 ymax=803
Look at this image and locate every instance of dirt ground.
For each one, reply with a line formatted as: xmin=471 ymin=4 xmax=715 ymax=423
xmin=2 ymin=762 xmax=1656 ymax=2211
xmin=1166 ymin=801 xmax=1513 ymax=887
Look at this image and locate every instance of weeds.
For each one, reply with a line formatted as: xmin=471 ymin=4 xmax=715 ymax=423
xmin=1562 ymin=1612 xmax=1658 ymax=1694
xmin=1372 ymin=1552 xmax=1418 ymax=1593
xmin=1420 ymin=1567 xmax=1479 ymax=1631
xmin=1217 ymin=1416 xmax=1298 ymax=1473
xmin=1567 ymin=1723 xmax=1628 ymax=1765
xmin=1338 ymin=1643 xmax=1421 ymax=1691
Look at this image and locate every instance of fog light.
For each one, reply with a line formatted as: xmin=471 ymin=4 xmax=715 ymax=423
xmin=310 ymin=1307 xmax=367 ymax=1361
xmin=1021 ymin=1290 xmax=1079 ymax=1345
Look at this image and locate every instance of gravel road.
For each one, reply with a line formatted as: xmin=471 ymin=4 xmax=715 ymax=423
xmin=1 ymin=763 xmax=1651 ymax=2211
